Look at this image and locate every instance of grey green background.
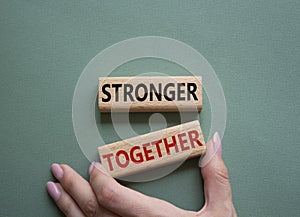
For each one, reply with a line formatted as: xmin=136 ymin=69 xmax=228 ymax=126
xmin=1 ymin=1 xmax=299 ymax=216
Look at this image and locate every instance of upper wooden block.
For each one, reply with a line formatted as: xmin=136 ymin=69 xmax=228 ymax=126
xmin=98 ymin=120 xmax=206 ymax=178
xmin=98 ymin=76 xmax=202 ymax=112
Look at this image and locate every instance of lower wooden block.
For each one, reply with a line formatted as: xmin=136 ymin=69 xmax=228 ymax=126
xmin=98 ymin=120 xmax=206 ymax=178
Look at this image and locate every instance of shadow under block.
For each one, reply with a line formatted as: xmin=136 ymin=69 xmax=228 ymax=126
xmin=98 ymin=120 xmax=206 ymax=178
xmin=98 ymin=76 xmax=202 ymax=112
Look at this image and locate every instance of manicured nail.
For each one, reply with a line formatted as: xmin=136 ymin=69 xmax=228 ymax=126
xmin=198 ymin=139 xmax=213 ymax=167
xmin=94 ymin=162 xmax=110 ymax=176
xmin=51 ymin=163 xmax=63 ymax=180
xmin=213 ymin=132 xmax=222 ymax=157
xmin=89 ymin=162 xmax=95 ymax=175
xmin=46 ymin=182 xmax=61 ymax=201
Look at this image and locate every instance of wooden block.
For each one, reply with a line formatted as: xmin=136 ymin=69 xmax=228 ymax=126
xmin=98 ymin=76 xmax=202 ymax=112
xmin=98 ymin=120 xmax=206 ymax=178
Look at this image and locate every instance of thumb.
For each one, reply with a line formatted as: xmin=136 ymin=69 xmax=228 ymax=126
xmin=200 ymin=132 xmax=233 ymax=209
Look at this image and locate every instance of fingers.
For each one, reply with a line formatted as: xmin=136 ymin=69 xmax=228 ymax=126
xmin=49 ymin=163 xmax=119 ymax=217
xmin=89 ymin=162 xmax=191 ymax=217
xmin=47 ymin=132 xmax=236 ymax=217
xmin=199 ymin=132 xmax=237 ymax=215
xmin=46 ymin=182 xmax=85 ymax=217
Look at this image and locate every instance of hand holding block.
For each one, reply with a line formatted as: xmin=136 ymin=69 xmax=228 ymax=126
xmin=98 ymin=120 xmax=206 ymax=178
xmin=98 ymin=76 xmax=202 ymax=112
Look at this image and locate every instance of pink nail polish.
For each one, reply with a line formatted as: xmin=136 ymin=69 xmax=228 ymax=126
xmin=46 ymin=182 xmax=61 ymax=201
xmin=213 ymin=132 xmax=222 ymax=157
xmin=51 ymin=163 xmax=63 ymax=180
xmin=198 ymin=139 xmax=214 ymax=167
xmin=94 ymin=162 xmax=110 ymax=176
xmin=89 ymin=162 xmax=95 ymax=175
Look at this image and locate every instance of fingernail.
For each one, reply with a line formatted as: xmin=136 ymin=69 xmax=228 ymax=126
xmin=94 ymin=162 xmax=110 ymax=176
xmin=89 ymin=162 xmax=95 ymax=175
xmin=198 ymin=139 xmax=213 ymax=167
xmin=213 ymin=132 xmax=222 ymax=157
xmin=51 ymin=163 xmax=63 ymax=180
xmin=46 ymin=182 xmax=61 ymax=201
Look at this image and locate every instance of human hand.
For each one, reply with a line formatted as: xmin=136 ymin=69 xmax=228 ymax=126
xmin=47 ymin=132 xmax=237 ymax=217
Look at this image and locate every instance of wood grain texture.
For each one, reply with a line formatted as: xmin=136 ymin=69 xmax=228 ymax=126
xmin=98 ymin=76 xmax=202 ymax=112
xmin=98 ymin=120 xmax=206 ymax=178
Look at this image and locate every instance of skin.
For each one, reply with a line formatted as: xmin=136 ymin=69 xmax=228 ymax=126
xmin=47 ymin=133 xmax=237 ymax=217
